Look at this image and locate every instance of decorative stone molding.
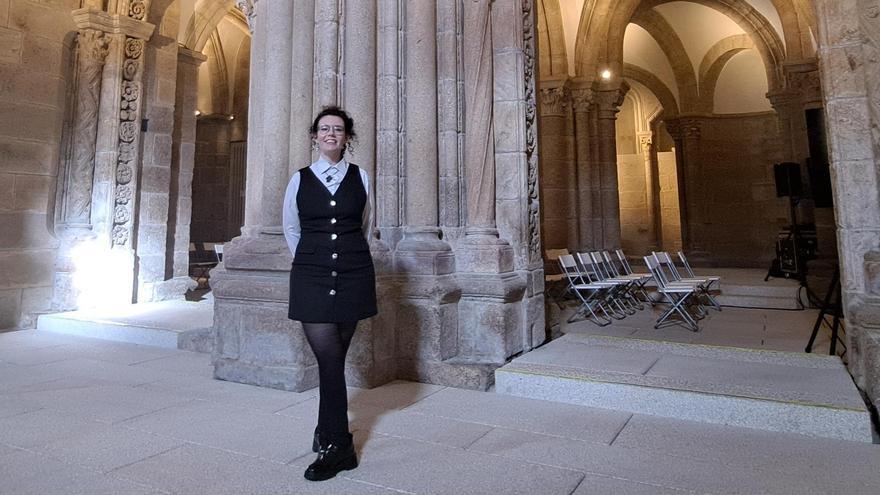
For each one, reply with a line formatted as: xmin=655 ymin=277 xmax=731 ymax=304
xmin=127 ymin=0 xmax=148 ymax=20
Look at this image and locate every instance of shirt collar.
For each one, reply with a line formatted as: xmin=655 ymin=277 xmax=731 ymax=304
xmin=314 ymin=156 xmax=348 ymax=176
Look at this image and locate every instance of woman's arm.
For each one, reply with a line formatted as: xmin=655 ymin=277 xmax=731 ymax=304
xmin=360 ymin=168 xmax=373 ymax=240
xmin=282 ymin=172 xmax=302 ymax=257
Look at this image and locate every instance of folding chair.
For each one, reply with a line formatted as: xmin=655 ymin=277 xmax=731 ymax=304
xmin=644 ymin=255 xmax=701 ymax=331
xmin=558 ymin=254 xmax=613 ymax=326
xmin=578 ymin=252 xmax=634 ymax=319
xmin=600 ymin=251 xmax=647 ymax=310
xmin=615 ymin=249 xmax=654 ymax=304
xmin=545 ymin=249 xmax=572 ymax=309
xmin=653 ymin=251 xmax=717 ymax=313
xmin=677 ymin=251 xmax=721 ymax=310
xmin=189 ymin=242 xmax=220 ymax=289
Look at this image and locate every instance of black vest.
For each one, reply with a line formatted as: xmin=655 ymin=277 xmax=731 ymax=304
xmin=295 ymin=164 xmax=368 ymax=255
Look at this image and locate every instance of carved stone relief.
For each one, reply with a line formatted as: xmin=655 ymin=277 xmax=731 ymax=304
xmin=60 ymin=28 xmax=110 ymax=226
xmin=523 ymin=0 xmax=541 ymax=262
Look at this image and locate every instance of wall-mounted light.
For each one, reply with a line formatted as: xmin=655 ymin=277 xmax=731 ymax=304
xmin=228 ymin=115 xmax=235 ymax=121
xmin=600 ymin=69 xmax=612 ymax=81
xmin=194 ymin=110 xmax=202 ymax=116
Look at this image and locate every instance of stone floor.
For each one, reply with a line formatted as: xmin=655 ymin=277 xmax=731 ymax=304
xmin=2 ymin=328 xmax=879 ymax=494
xmin=556 ymin=298 xmax=837 ymax=355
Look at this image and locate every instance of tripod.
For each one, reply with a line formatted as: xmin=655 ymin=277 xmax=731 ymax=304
xmin=805 ymin=267 xmax=844 ymax=355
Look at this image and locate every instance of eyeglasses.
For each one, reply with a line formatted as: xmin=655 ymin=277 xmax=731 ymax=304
xmin=317 ymin=125 xmax=346 ymax=135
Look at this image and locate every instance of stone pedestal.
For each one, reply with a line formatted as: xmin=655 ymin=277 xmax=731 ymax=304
xmin=209 ymin=234 xmax=315 ymax=391
xmin=394 ymin=228 xmax=488 ymax=388
xmin=456 ymin=229 xmax=526 ymax=366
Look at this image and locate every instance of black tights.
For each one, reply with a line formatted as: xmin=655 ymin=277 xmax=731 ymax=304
xmin=302 ymin=322 xmax=357 ymax=440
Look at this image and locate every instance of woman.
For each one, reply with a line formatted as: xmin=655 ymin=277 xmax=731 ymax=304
xmin=282 ymin=106 xmax=377 ymax=482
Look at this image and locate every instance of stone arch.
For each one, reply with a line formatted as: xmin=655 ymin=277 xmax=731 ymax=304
xmin=573 ymin=0 xmax=613 ymax=83
xmin=630 ymin=8 xmax=700 ymax=112
xmin=769 ymin=0 xmax=807 ymax=59
xmin=623 ymin=63 xmax=680 ymax=118
xmin=181 ymin=0 xmax=235 ymax=52
xmin=537 ymin=0 xmax=569 ymax=78
xmin=698 ymin=34 xmax=757 ymax=112
xmin=578 ymin=0 xmax=785 ymax=91
xmin=204 ymin=31 xmax=230 ymax=115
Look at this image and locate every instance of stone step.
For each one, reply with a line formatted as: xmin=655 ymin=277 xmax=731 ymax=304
xmin=36 ymin=300 xmax=213 ymax=353
xmin=495 ymin=333 xmax=872 ymax=443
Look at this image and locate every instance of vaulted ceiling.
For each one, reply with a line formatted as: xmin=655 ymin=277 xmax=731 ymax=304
xmin=538 ymin=0 xmax=817 ymax=115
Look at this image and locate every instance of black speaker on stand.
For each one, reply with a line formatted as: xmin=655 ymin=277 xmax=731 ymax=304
xmin=766 ymin=162 xmax=811 ymax=282
xmin=773 ymin=162 xmax=803 ymax=198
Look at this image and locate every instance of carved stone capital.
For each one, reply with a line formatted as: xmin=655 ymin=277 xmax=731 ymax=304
xmin=76 ymin=29 xmax=110 ymax=63
xmin=235 ymin=0 xmax=258 ymax=33
xmin=539 ymin=86 xmax=570 ymax=117
xmin=595 ymin=81 xmax=630 ymax=119
xmin=570 ymin=87 xmax=594 ymax=112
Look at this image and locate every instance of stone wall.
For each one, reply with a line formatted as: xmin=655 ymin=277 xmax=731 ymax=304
xmin=670 ymin=113 xmax=787 ymax=267
xmin=657 ymin=150 xmax=682 ymax=253
xmin=0 ymin=1 xmax=74 ymax=329
xmin=815 ymin=0 xmax=880 ymax=413
xmin=617 ymin=153 xmax=654 ymax=255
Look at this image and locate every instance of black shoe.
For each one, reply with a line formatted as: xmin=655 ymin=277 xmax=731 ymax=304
xmin=312 ymin=428 xmax=321 ymax=453
xmin=304 ymin=437 xmax=358 ymax=482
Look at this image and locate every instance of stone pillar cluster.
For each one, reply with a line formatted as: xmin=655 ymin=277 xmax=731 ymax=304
xmin=537 ymin=78 xmax=628 ymax=253
xmin=210 ymin=0 xmax=543 ymax=391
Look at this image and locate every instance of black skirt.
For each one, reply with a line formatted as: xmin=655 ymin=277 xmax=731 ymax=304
xmin=288 ymin=240 xmax=377 ymax=323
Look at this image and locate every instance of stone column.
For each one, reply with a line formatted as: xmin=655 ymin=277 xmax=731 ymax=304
xmin=313 ymin=0 xmax=339 ymax=109
xmin=639 ymin=132 xmax=661 ymax=251
xmin=376 ymin=0 xmax=401 ymax=234
xmin=455 ymin=0 xmax=525 ymax=369
xmin=437 ymin=0 xmax=462 ymax=230
xmin=165 ymin=47 xmax=206 ymax=296
xmin=570 ymin=84 xmax=594 ymax=250
xmin=666 ymin=118 xmax=705 ymax=255
xmin=594 ymin=84 xmax=628 ymax=249
xmin=394 ymin=0 xmax=462 ymax=387
xmin=211 ymin=1 xmax=318 ymax=392
xmin=289 ymin=0 xmax=315 ymax=175
xmin=537 ymin=82 xmax=572 ymax=251
xmin=342 ymin=0 xmax=395 ymax=388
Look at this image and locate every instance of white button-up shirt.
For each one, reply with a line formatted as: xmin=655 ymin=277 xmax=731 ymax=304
xmin=282 ymin=156 xmax=372 ymax=257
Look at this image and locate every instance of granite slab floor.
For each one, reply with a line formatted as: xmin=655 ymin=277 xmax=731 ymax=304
xmin=561 ymin=304 xmax=835 ymax=355
xmin=2 ymin=330 xmax=879 ymax=494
